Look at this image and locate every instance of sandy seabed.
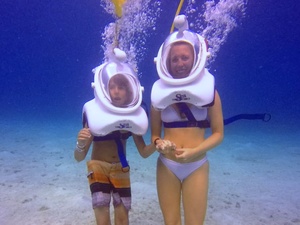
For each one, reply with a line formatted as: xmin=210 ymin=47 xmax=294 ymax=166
xmin=0 ymin=116 xmax=300 ymax=225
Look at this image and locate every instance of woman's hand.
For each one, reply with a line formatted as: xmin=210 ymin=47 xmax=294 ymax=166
xmin=174 ymin=147 xmax=197 ymax=162
xmin=155 ymin=139 xmax=176 ymax=154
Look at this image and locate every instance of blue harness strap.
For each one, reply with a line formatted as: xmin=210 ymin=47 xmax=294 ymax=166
xmin=82 ymin=113 xmax=130 ymax=172
xmin=164 ymin=103 xmax=271 ymax=128
xmin=93 ymin=131 xmax=132 ymax=141
xmin=177 ymin=102 xmax=197 ymax=121
xmin=224 ymin=113 xmax=271 ymax=125
xmin=164 ymin=120 xmax=210 ymax=128
xmin=114 ymin=139 xmax=130 ymax=172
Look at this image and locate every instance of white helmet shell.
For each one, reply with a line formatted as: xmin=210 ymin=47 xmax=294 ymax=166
xmin=155 ymin=15 xmax=210 ymax=85
xmin=92 ymin=48 xmax=143 ymax=114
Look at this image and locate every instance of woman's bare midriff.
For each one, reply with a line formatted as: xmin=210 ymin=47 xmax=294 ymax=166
xmin=90 ymin=140 xmax=126 ymax=163
xmin=163 ymin=127 xmax=206 ymax=163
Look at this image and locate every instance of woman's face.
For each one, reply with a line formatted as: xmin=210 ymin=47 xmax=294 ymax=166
xmin=109 ymin=77 xmax=128 ymax=107
xmin=168 ymin=43 xmax=194 ymax=79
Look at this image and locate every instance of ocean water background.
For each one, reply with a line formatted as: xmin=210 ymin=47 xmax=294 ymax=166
xmin=1 ymin=0 xmax=299 ymax=126
xmin=1 ymin=1 xmax=300 ymax=224
xmin=0 ymin=0 xmax=300 ymax=124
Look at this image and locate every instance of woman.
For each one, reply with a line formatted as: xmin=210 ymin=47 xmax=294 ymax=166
xmin=151 ymin=22 xmax=224 ymax=224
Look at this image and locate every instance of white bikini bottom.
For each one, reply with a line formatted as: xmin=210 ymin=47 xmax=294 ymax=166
xmin=159 ymin=154 xmax=208 ymax=182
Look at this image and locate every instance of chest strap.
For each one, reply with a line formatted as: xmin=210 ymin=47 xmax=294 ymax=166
xmin=163 ymin=120 xmax=210 ymax=128
xmin=164 ymin=103 xmax=210 ymax=128
xmin=93 ymin=131 xmax=132 ymax=141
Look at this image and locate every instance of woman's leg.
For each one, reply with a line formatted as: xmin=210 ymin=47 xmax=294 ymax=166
xmin=94 ymin=206 xmax=111 ymax=225
xmin=157 ymin=158 xmax=182 ymax=225
xmin=182 ymin=161 xmax=209 ymax=225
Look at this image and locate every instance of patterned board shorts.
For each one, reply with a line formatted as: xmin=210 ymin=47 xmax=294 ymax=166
xmin=87 ymin=160 xmax=131 ymax=211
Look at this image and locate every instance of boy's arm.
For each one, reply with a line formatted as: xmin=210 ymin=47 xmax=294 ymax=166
xmin=132 ymin=134 xmax=156 ymax=158
xmin=74 ymin=128 xmax=93 ymax=162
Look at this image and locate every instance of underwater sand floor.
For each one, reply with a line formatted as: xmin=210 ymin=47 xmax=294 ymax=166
xmin=0 ymin=116 xmax=299 ymax=225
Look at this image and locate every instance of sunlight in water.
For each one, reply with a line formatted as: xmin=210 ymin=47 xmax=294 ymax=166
xmin=100 ymin=0 xmax=247 ymax=70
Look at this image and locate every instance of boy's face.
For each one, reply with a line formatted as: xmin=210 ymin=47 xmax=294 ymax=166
xmin=109 ymin=79 xmax=128 ymax=107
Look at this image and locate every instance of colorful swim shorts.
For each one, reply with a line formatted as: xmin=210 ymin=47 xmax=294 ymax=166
xmin=86 ymin=160 xmax=131 ymax=211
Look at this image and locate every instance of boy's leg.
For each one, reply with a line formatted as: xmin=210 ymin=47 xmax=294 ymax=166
xmin=111 ymin=182 xmax=131 ymax=225
xmin=87 ymin=161 xmax=113 ymax=225
xmin=94 ymin=206 xmax=111 ymax=225
xmin=114 ymin=204 xmax=129 ymax=225
xmin=110 ymin=163 xmax=131 ymax=225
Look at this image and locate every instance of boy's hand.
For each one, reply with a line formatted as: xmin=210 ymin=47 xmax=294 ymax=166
xmin=77 ymin=128 xmax=92 ymax=147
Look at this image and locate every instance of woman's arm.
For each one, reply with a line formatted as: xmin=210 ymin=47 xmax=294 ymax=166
xmin=175 ymin=91 xmax=224 ymax=160
xmin=150 ymin=106 xmax=162 ymax=143
xmin=150 ymin=106 xmax=176 ymax=154
xmin=199 ymin=90 xmax=224 ymax=150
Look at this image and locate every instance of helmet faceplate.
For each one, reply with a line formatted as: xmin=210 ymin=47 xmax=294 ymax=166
xmin=92 ymin=49 xmax=143 ymax=114
xmin=156 ymin=15 xmax=210 ymax=85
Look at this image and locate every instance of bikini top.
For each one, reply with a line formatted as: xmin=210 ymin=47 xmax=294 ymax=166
xmin=161 ymin=103 xmax=211 ymax=129
xmin=161 ymin=104 xmax=207 ymax=122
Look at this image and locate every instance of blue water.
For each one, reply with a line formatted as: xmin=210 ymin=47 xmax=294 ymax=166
xmin=1 ymin=1 xmax=300 ymax=224
xmin=1 ymin=0 xmax=299 ymax=125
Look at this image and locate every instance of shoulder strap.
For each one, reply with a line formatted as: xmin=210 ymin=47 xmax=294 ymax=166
xmin=163 ymin=102 xmax=209 ymax=128
xmin=176 ymin=102 xmax=197 ymax=121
